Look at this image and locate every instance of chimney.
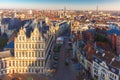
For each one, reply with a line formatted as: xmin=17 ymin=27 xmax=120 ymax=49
xmin=102 ymin=53 xmax=105 ymax=57
xmin=110 ymin=57 xmax=115 ymax=64
xmin=96 ymin=50 xmax=98 ymax=54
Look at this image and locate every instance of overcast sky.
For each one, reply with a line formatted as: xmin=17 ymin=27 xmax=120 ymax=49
xmin=0 ymin=0 xmax=120 ymax=10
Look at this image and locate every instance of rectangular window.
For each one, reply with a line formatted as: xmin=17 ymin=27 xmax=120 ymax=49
xmin=32 ymin=61 xmax=34 ymax=66
xmin=41 ymin=61 xmax=43 ymax=66
xmin=19 ymin=61 xmax=21 ymax=66
xmin=42 ymin=52 xmax=43 ymax=57
xmin=34 ymin=52 xmax=36 ymax=57
xmin=40 ymin=52 xmax=42 ymax=57
xmin=19 ymin=36 xmax=21 ymax=40
xmin=32 ymin=68 xmax=34 ymax=72
xmin=23 ymin=44 xmax=24 ymax=48
xmin=41 ymin=37 xmax=43 ymax=41
xmin=42 ymin=44 xmax=44 ymax=48
xmin=38 ymin=61 xmax=40 ymax=66
xmin=36 ymin=51 xmax=38 ymax=57
xmin=23 ymin=36 xmax=24 ymax=40
xmin=22 ymin=52 xmax=24 ymax=57
xmin=16 ymin=44 xmax=18 ymax=48
xmin=32 ymin=44 xmax=34 ymax=48
xmin=29 ymin=61 xmax=32 ymax=67
xmin=26 ymin=44 xmax=27 ymax=48
xmin=19 ymin=52 xmax=21 ymax=57
xmin=29 ymin=44 xmax=30 ymax=49
xmin=23 ymin=61 xmax=24 ymax=66
xmin=13 ymin=61 xmax=15 ymax=66
xmin=36 ymin=52 xmax=37 ymax=57
xmin=4 ymin=62 xmax=7 ymax=68
xmin=16 ymin=61 xmax=18 ymax=67
xmin=32 ymin=37 xmax=34 ymax=40
xmin=32 ymin=52 xmax=34 ymax=57
xmin=19 ymin=44 xmax=21 ymax=48
xmin=41 ymin=44 xmax=43 ymax=49
xmin=25 ymin=61 xmax=26 ymax=66
xmin=38 ymin=52 xmax=40 ymax=57
xmin=25 ymin=52 xmax=27 ymax=57
xmin=26 ymin=61 xmax=27 ymax=66
xmin=16 ymin=52 xmax=18 ymax=57
xmin=1 ymin=62 xmax=3 ymax=68
xmin=35 ymin=44 xmax=37 ymax=48
xmin=41 ymin=69 xmax=43 ymax=73
xmin=29 ymin=68 xmax=31 ymax=72
xmin=29 ymin=52 xmax=31 ymax=57
xmin=35 ymin=61 xmax=37 ymax=66
xmin=36 ymin=37 xmax=37 ymax=40
xmin=9 ymin=61 xmax=11 ymax=67
xmin=39 ymin=44 xmax=40 ymax=49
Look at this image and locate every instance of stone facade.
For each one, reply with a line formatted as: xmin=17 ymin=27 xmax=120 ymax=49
xmin=0 ymin=25 xmax=54 ymax=75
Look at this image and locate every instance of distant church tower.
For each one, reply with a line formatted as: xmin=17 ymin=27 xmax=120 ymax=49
xmin=64 ymin=6 xmax=66 ymax=18
xmin=96 ymin=5 xmax=99 ymax=14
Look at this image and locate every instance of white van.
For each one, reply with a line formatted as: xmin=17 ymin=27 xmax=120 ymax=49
xmin=56 ymin=37 xmax=64 ymax=45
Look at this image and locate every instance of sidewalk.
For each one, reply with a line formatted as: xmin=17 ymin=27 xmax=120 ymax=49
xmin=69 ymin=48 xmax=87 ymax=80
xmin=0 ymin=73 xmax=48 ymax=80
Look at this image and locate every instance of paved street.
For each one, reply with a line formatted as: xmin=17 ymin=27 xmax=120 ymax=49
xmin=49 ymin=31 xmax=77 ymax=80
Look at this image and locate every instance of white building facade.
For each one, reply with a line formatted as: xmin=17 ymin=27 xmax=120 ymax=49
xmin=0 ymin=25 xmax=54 ymax=75
xmin=92 ymin=55 xmax=120 ymax=80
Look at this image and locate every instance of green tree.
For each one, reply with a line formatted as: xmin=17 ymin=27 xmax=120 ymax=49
xmin=0 ymin=37 xmax=8 ymax=49
xmin=95 ymin=34 xmax=108 ymax=43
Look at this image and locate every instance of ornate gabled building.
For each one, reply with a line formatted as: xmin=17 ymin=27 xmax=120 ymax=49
xmin=0 ymin=23 xmax=55 ymax=75
xmin=14 ymin=26 xmax=47 ymax=73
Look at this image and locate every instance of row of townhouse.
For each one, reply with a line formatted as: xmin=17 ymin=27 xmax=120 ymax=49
xmin=76 ymin=39 xmax=120 ymax=80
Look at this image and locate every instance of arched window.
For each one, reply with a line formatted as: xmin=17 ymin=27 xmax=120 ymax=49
xmin=19 ymin=36 xmax=21 ymax=40
xmin=23 ymin=36 xmax=24 ymax=40
xmin=32 ymin=37 xmax=34 ymax=40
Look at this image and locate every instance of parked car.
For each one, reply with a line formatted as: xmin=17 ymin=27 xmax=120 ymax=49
xmin=65 ymin=58 xmax=69 ymax=66
xmin=53 ymin=54 xmax=59 ymax=60
xmin=52 ymin=63 xmax=57 ymax=69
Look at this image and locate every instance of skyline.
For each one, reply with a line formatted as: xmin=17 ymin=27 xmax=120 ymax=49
xmin=0 ymin=0 xmax=120 ymax=10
